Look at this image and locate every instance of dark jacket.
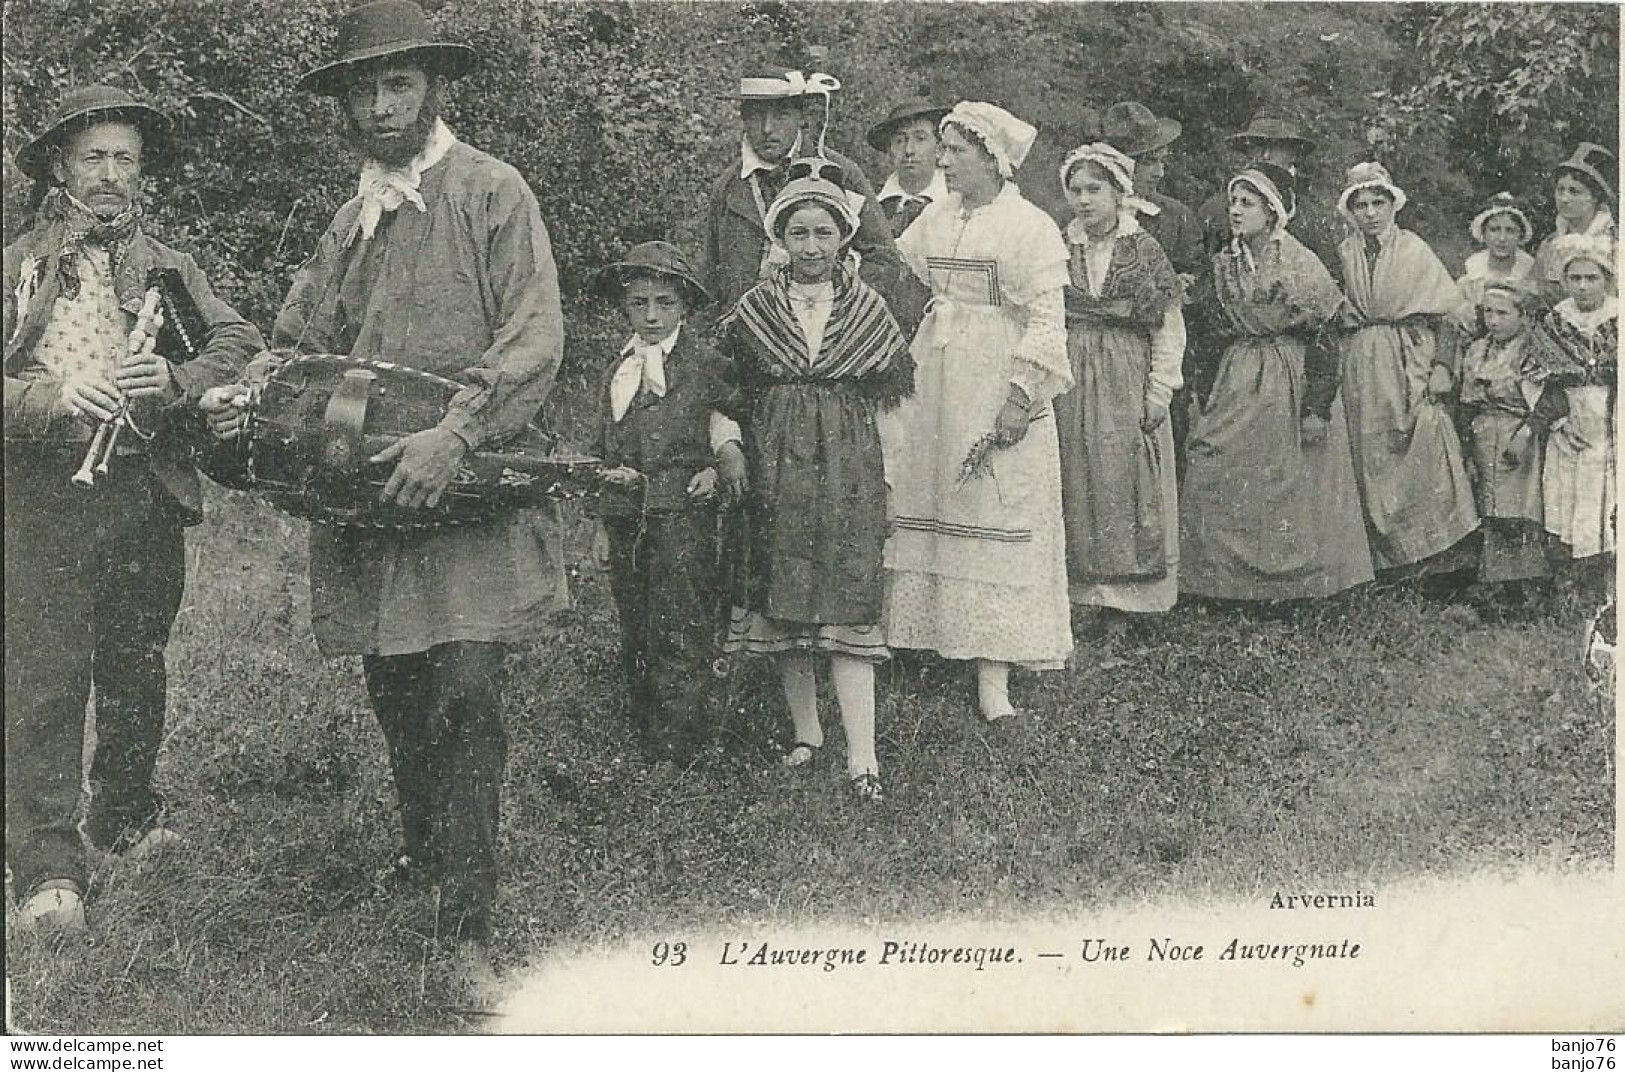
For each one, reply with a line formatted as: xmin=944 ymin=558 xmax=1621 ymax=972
xmin=696 ymin=145 xmax=925 ymax=331
xmin=1141 ymin=191 xmax=1203 ymax=278
xmin=4 ymin=219 xmax=263 ymax=522
xmin=593 ymin=325 xmax=732 ymax=517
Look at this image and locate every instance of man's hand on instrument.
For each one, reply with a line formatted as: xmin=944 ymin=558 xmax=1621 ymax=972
xmin=115 ymin=352 xmax=180 ymax=402
xmin=60 ymin=374 xmax=123 ymax=425
xmin=372 ymin=426 xmax=470 ymax=509
xmin=599 ymin=465 xmax=645 ymax=491
xmin=199 ymin=385 xmax=251 ymax=440
xmin=243 ymin=350 xmax=282 ymax=384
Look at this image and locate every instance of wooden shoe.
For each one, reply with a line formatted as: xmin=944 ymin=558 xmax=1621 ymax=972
xmin=122 ymin=827 xmax=184 ymax=863
xmin=849 ymin=773 xmax=885 ymax=804
xmin=18 ymin=880 xmax=87 ymax=935
xmin=781 ymin=742 xmax=821 ymax=769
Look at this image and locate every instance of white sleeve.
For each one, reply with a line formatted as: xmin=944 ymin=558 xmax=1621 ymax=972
xmin=709 ymin=411 xmax=742 ymax=453
xmin=1144 ymin=303 xmax=1186 ymax=410
xmin=1008 ymin=286 xmax=1073 ymax=405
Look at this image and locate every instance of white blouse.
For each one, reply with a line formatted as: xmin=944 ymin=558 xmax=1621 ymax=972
xmin=1067 ymin=215 xmax=1187 ymax=410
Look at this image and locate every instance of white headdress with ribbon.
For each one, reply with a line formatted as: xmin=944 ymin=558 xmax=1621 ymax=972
xmin=1550 ymin=232 xmax=1616 ymax=280
xmin=1469 ymin=191 xmax=1533 ymax=245
xmin=764 ymin=175 xmax=861 ymax=240
xmin=1226 ymin=167 xmax=1295 ymax=272
xmin=1337 ymin=161 xmax=1408 ymax=220
xmin=1059 ymin=142 xmax=1158 ymax=223
xmin=941 ymin=101 xmax=1036 ymax=179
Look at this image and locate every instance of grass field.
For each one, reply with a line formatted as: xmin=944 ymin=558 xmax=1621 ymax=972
xmin=4 ymin=439 xmax=1614 ymax=1035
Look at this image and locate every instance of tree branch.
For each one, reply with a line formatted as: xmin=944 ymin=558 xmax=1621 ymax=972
xmin=188 ymin=90 xmax=273 ymax=131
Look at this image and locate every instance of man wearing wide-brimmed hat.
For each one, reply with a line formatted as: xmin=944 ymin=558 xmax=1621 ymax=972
xmin=5 ymin=84 xmax=263 ymax=934
xmin=866 ymin=95 xmax=950 ymax=237
xmin=697 ymin=64 xmax=917 ymax=324
xmin=201 ymin=0 xmax=566 ymax=961
xmin=1100 ymin=101 xmax=1203 ymax=279
xmin=1198 ymin=112 xmax=1338 ymax=261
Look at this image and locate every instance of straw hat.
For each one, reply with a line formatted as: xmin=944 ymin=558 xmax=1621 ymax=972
xmin=726 ymin=65 xmax=841 ymax=102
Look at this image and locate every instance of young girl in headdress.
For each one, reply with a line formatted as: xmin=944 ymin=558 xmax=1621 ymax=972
xmin=1525 ymin=233 xmax=1617 ymax=602
xmin=1535 ymin=144 xmax=1616 ymax=305
xmin=1054 ymin=141 xmax=1185 ymax=626
xmin=589 ymin=241 xmax=747 ymax=763
xmin=1455 ymin=193 xmax=1540 ymax=335
xmin=1456 ymin=280 xmax=1550 ymax=609
xmin=716 ymin=162 xmax=914 ymax=803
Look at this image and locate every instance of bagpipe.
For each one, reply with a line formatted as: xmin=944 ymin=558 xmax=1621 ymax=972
xmin=71 ymin=266 xmax=205 ymax=486
xmin=197 ymin=351 xmax=601 ymax=529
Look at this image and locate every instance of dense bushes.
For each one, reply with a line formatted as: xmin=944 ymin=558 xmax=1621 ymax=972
xmin=4 ymin=1 xmax=1617 ymax=371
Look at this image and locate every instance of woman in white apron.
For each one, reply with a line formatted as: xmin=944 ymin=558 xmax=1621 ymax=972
xmin=884 ymin=101 xmax=1074 ymax=724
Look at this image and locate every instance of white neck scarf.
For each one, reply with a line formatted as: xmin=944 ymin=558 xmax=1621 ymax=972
xmin=880 ymin=169 xmax=949 ymax=206
xmin=1556 ymin=205 xmax=1616 ymax=241
xmin=350 ymin=119 xmax=457 ymax=244
xmin=610 ymin=326 xmax=683 ymax=421
xmin=1558 ymin=294 xmax=1619 ymax=334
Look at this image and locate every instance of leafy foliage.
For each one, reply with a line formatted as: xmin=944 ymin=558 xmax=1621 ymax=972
xmin=3 ymin=1 xmax=1618 ymax=358
xmin=1370 ymin=3 xmax=1619 ymax=248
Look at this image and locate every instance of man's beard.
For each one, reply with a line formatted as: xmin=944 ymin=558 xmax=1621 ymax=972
xmin=348 ymin=87 xmax=441 ymax=167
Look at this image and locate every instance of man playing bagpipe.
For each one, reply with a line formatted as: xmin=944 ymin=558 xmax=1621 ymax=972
xmin=4 ymin=85 xmax=263 ymax=933
xmin=200 ymin=1 xmax=567 ymax=966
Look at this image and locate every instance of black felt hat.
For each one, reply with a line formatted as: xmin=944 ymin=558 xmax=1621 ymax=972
xmin=591 ymin=241 xmax=712 ymax=308
xmin=1102 ymin=101 xmax=1181 ymax=158
xmin=298 ymin=0 xmax=479 ymax=97
xmin=866 ymin=96 xmax=950 ymax=152
xmin=1227 ymin=114 xmax=1316 ymax=154
xmin=15 ymin=84 xmax=170 ymax=182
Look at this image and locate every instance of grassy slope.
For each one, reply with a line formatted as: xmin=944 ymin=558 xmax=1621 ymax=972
xmin=4 ymin=388 xmax=1613 ymax=1033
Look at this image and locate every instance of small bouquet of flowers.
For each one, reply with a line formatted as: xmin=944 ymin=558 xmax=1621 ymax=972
xmin=957 ymin=430 xmax=1006 ymax=486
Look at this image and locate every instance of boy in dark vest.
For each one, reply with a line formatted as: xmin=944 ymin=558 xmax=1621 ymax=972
xmin=590 ymin=242 xmax=747 ymax=762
